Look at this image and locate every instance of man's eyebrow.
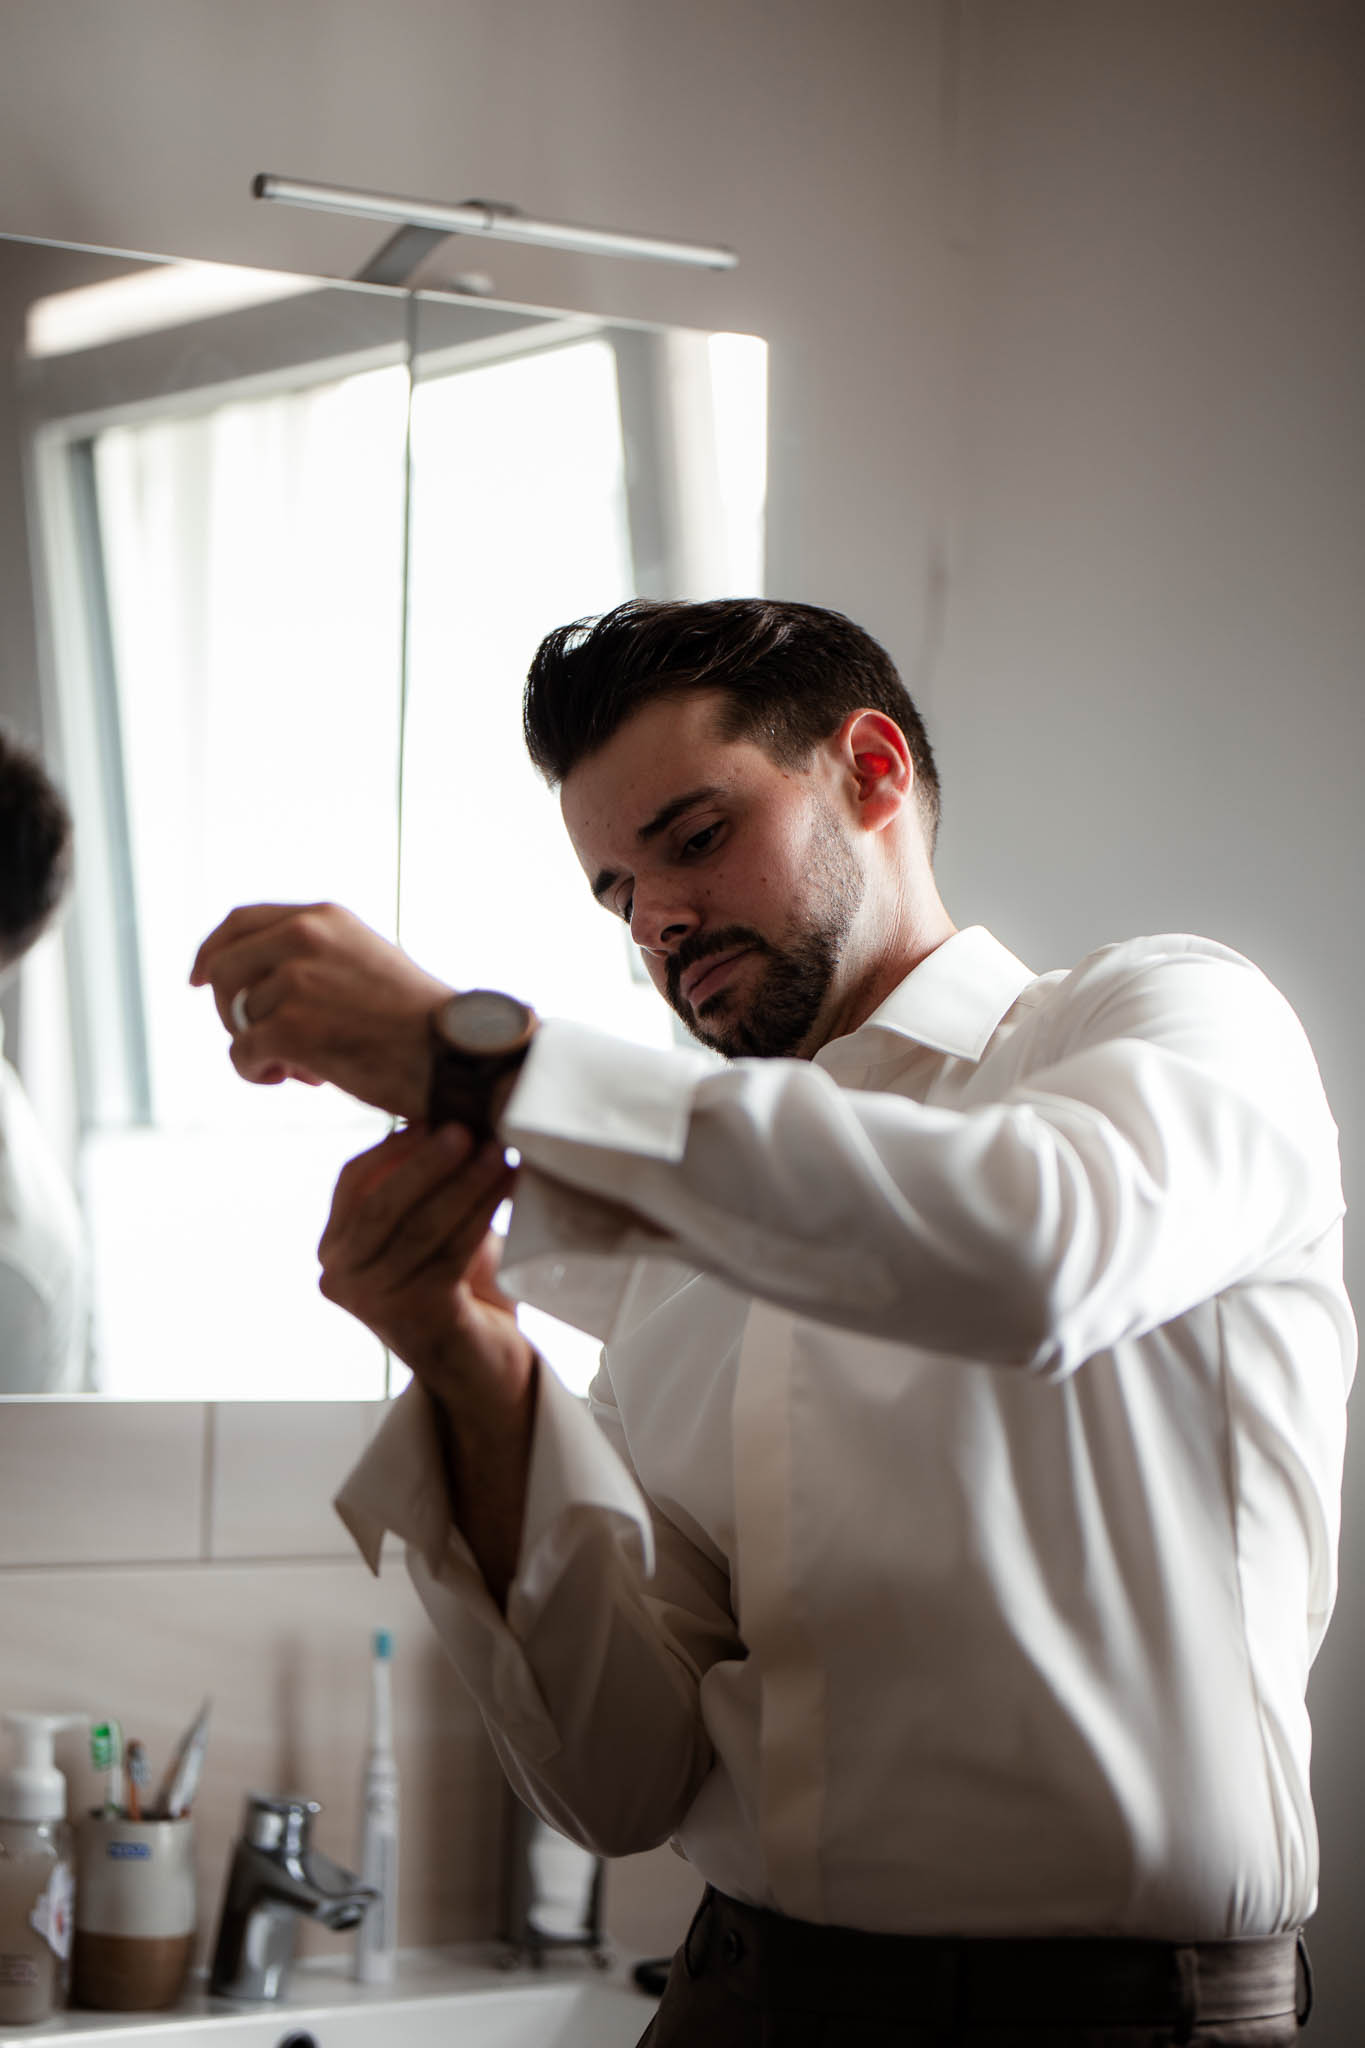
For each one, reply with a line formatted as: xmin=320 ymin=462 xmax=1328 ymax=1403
xmin=590 ymin=785 xmax=725 ymax=904
xmin=638 ymin=785 xmax=724 ymax=845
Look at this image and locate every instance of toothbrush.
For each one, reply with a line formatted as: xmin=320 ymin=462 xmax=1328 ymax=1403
xmin=155 ymin=1699 xmax=211 ymax=1819
xmin=126 ymin=1739 xmax=150 ymax=1821
xmin=90 ymin=1720 xmax=125 ymax=1816
xmin=354 ymin=1629 xmax=399 ymax=1983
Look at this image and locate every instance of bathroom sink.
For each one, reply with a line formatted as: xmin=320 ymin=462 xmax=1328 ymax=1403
xmin=0 ymin=1950 xmax=655 ymax=2047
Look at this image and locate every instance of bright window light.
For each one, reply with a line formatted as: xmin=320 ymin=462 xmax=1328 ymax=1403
xmin=26 ymin=262 xmax=319 ymax=359
xmin=399 ymin=339 xmax=673 ymax=1048
xmin=78 ymin=362 xmax=409 ymax=1396
xmin=708 ymin=333 xmax=768 ymax=598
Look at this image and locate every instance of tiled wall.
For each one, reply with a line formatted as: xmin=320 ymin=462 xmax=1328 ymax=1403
xmin=0 ymin=1400 xmax=700 ymax=1968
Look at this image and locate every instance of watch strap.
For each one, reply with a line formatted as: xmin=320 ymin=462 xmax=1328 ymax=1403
xmin=426 ymin=1028 xmax=530 ymax=1140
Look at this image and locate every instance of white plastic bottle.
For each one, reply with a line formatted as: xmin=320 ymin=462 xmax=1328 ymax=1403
xmin=0 ymin=1712 xmax=85 ymax=2025
xmin=353 ymin=1630 xmax=399 ymax=1984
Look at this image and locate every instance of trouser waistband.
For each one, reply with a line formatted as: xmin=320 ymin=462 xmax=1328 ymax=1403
xmin=684 ymin=1889 xmax=1310 ymax=2033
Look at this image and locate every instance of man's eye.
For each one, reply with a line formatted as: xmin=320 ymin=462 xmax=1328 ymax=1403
xmin=619 ymin=895 xmax=634 ymax=923
xmin=683 ymin=823 xmax=721 ymax=857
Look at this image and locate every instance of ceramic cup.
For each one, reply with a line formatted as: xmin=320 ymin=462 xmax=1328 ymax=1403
xmin=72 ymin=1814 xmax=197 ymax=2011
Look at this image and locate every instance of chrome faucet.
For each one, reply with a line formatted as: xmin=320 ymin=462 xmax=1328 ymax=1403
xmin=210 ymin=1793 xmax=376 ymax=2002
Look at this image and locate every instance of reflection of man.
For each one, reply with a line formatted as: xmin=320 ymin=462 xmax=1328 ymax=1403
xmin=194 ymin=600 xmax=1352 ymax=2046
xmin=0 ymin=730 xmax=87 ymax=1393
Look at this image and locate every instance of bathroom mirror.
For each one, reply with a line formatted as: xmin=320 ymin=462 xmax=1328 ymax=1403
xmin=0 ymin=231 xmax=766 ymax=1400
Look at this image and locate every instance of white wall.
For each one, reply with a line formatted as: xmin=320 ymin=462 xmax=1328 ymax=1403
xmin=1 ymin=0 xmax=1361 ymax=2028
xmin=934 ymin=5 xmax=1364 ymax=2032
xmin=0 ymin=0 xmax=948 ymax=653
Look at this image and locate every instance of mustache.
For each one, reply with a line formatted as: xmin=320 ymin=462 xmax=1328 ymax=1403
xmin=666 ymin=925 xmax=770 ymax=1013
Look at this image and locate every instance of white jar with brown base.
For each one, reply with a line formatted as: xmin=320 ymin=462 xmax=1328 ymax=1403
xmin=73 ymin=1815 xmax=196 ymax=2011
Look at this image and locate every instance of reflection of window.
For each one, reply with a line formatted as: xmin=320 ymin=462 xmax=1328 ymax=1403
xmin=94 ymin=371 xmax=411 ymax=1122
xmin=400 ymin=327 xmax=765 ymax=1395
xmin=401 ymin=339 xmax=655 ymax=1032
xmin=400 ymin=325 xmax=768 ymax=1029
xmin=32 ymin=291 xmax=766 ymax=1398
xmin=44 ymin=365 xmax=409 ymax=1398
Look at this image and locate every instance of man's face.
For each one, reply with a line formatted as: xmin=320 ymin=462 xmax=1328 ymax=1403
xmin=560 ymin=691 xmax=865 ymax=1059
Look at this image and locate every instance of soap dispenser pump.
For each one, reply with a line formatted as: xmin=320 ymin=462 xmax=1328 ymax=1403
xmin=0 ymin=1711 xmax=86 ymax=2025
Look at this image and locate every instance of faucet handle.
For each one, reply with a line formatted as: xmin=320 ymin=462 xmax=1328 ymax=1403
xmin=241 ymin=1792 xmax=322 ymax=1856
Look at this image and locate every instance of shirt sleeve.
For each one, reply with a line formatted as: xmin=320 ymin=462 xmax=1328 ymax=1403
xmin=334 ymin=1361 xmax=742 ymax=1858
xmin=501 ymin=938 xmax=1347 ymax=1381
xmin=0 ymin=1259 xmax=77 ymax=1393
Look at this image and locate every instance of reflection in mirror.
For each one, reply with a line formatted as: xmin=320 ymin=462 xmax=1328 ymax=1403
xmin=397 ymin=293 xmax=766 ymax=1395
xmin=0 ymin=235 xmax=766 ymax=1399
xmin=3 ymin=239 xmax=411 ymax=1401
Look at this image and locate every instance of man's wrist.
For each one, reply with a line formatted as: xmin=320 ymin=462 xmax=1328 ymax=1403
xmin=423 ymin=1346 xmax=540 ymax=1608
xmin=423 ymin=1326 xmax=538 ymax=1432
xmin=399 ymin=1014 xmax=444 ymax=1123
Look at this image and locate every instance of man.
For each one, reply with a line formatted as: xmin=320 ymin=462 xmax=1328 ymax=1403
xmin=192 ymin=599 xmax=1352 ymax=2046
xmin=0 ymin=728 xmax=87 ymax=1394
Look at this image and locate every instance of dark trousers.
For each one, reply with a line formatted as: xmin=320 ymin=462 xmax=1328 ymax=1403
xmin=636 ymin=1889 xmax=1310 ymax=2047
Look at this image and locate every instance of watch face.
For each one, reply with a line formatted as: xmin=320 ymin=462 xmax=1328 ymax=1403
xmin=441 ymin=990 xmax=532 ymax=1056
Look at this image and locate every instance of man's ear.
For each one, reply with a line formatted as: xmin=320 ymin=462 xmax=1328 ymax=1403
xmin=838 ymin=710 xmax=913 ymax=833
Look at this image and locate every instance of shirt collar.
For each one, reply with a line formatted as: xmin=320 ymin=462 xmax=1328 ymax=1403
xmin=821 ymin=925 xmax=1036 ymax=1067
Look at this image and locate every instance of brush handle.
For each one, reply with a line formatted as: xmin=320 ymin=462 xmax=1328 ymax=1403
xmin=91 ymin=1722 xmax=125 ymax=1816
xmin=126 ymin=1740 xmax=149 ymax=1821
xmin=157 ymin=1703 xmax=211 ymax=1819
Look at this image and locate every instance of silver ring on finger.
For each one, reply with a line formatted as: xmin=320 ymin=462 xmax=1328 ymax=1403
xmin=230 ymin=987 xmax=252 ymax=1035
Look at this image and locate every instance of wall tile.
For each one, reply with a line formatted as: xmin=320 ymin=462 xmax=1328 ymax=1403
xmin=0 ymin=1403 xmax=704 ymax=1975
xmin=209 ymin=1402 xmax=386 ymax=1559
xmin=0 ymin=1401 xmax=206 ymax=1565
xmin=0 ymin=1555 xmax=505 ymax=1964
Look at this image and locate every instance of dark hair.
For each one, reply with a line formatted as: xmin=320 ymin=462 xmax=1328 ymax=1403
xmin=0 ymin=729 xmax=74 ymax=971
xmin=523 ymin=598 xmax=941 ymax=850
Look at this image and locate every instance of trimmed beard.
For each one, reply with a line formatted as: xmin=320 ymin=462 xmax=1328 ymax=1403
xmin=665 ymin=808 xmax=864 ymax=1059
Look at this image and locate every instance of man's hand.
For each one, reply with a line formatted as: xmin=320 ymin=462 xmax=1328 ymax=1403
xmin=318 ymin=1120 xmax=528 ymax=1407
xmin=318 ymin=1121 xmax=537 ymax=1603
xmin=190 ymin=903 xmax=452 ymax=1122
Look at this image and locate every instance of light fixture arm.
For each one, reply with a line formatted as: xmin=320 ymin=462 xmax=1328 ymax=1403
xmin=252 ymin=175 xmax=738 ymax=285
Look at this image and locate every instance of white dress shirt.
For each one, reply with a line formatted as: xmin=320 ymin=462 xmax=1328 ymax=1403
xmin=336 ymin=927 xmax=1355 ymax=1940
xmin=0 ymin=1025 xmax=87 ymax=1394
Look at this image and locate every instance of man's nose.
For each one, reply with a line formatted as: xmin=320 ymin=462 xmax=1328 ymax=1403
xmin=630 ymin=886 xmax=700 ymax=957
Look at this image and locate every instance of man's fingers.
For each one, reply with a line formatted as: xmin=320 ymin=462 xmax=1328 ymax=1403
xmin=189 ymin=903 xmax=319 ymax=987
xmin=229 ymin=1028 xmax=325 ymax=1090
xmin=340 ymin=1122 xmax=431 ymax=1199
xmin=374 ymin=1158 xmax=516 ymax=1294
xmin=198 ymin=930 xmax=327 ymax=1037
xmin=357 ymin=1134 xmax=508 ymax=1280
xmin=321 ymin=1125 xmax=434 ymax=1248
xmin=465 ymin=1219 xmax=518 ymax=1311
xmin=321 ymin=1124 xmax=486 ymax=1271
xmin=224 ymin=963 xmax=308 ymax=1054
xmin=318 ymin=1131 xmax=515 ymax=1312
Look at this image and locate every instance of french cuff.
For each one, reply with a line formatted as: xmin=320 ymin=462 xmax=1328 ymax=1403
xmin=404 ymin=1538 xmax=562 ymax=1763
xmin=333 ymin=1380 xmax=453 ymax=1578
xmin=500 ymin=1173 xmax=659 ymax=1341
xmin=502 ymin=1017 xmax=710 ymax=1160
xmin=518 ymin=1360 xmax=656 ymax=1596
xmin=335 ymin=1370 xmax=654 ymax=1768
xmin=331 ymin=1380 xmax=565 ymax=1763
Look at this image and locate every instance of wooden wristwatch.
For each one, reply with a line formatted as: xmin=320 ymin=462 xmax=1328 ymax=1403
xmin=426 ymin=990 xmax=538 ymax=1140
